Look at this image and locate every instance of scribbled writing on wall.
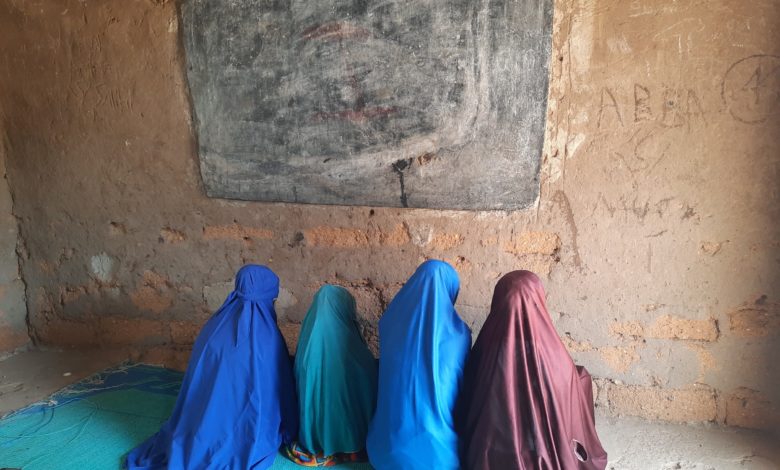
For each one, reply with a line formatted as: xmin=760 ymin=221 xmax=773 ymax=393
xmin=722 ymin=55 xmax=780 ymax=125
xmin=597 ymin=84 xmax=706 ymax=132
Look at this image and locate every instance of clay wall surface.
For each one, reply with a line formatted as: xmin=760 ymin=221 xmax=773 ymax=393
xmin=0 ymin=133 xmax=27 ymax=354
xmin=0 ymin=0 xmax=777 ymax=429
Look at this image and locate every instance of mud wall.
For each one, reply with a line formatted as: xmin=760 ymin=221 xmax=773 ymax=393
xmin=0 ymin=0 xmax=777 ymax=429
xmin=0 ymin=130 xmax=27 ymax=354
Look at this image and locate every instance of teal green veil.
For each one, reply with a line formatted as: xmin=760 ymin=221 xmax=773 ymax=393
xmin=295 ymin=285 xmax=378 ymax=455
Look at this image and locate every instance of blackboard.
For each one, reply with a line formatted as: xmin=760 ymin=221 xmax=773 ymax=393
xmin=182 ymin=0 xmax=552 ymax=210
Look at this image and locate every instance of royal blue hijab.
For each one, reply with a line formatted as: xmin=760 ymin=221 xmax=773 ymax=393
xmin=126 ymin=265 xmax=298 ymax=470
xmin=366 ymin=260 xmax=471 ymax=470
xmin=295 ymin=285 xmax=377 ymax=455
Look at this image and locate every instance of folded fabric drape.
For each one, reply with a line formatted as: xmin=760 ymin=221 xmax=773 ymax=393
xmin=126 ymin=264 xmax=298 ymax=470
xmin=456 ymin=270 xmax=608 ymax=469
xmin=367 ymin=260 xmax=471 ymax=470
xmin=294 ymin=284 xmax=377 ymax=457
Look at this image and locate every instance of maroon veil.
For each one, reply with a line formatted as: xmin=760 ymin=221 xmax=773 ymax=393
xmin=456 ymin=271 xmax=607 ymax=469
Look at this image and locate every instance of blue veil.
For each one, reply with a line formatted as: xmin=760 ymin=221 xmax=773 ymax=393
xmin=294 ymin=285 xmax=377 ymax=455
xmin=126 ymin=265 xmax=298 ymax=470
xmin=366 ymin=260 xmax=471 ymax=470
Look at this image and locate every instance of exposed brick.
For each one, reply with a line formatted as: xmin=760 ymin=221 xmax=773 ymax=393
xmin=378 ymin=224 xmax=411 ymax=246
xmin=140 ymin=270 xmax=170 ymax=290
xmin=647 ymin=314 xmax=719 ymax=341
xmin=429 ymin=233 xmax=464 ymax=251
xmin=605 ymin=383 xmax=717 ymax=422
xmin=609 ymin=320 xmax=645 ymax=339
xmin=599 ymin=345 xmax=640 ymax=373
xmin=159 ymin=227 xmax=187 ymax=243
xmin=724 ymin=387 xmax=779 ymax=430
xmin=202 ymin=223 xmax=274 ymax=241
xmin=304 ymin=224 xmax=410 ymax=248
xmin=305 ymin=226 xmax=369 ymax=248
xmin=611 ymin=316 xmax=719 ymax=342
xmin=728 ymin=304 xmax=779 ymax=338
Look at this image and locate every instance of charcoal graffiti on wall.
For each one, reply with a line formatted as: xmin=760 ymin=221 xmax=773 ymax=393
xmin=182 ymin=0 xmax=552 ymax=210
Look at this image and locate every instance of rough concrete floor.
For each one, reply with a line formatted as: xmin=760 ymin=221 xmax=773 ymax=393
xmin=0 ymin=349 xmax=777 ymax=469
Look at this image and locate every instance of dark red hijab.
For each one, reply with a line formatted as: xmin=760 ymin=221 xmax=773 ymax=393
xmin=456 ymin=271 xmax=607 ymax=469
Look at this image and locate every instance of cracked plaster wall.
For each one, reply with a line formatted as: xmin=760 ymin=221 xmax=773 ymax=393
xmin=0 ymin=125 xmax=27 ymax=354
xmin=0 ymin=0 xmax=777 ymax=430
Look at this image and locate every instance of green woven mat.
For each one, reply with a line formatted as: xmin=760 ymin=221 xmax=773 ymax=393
xmin=0 ymin=363 xmax=372 ymax=469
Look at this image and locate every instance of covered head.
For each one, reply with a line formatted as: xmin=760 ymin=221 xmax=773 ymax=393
xmin=402 ymin=259 xmax=460 ymax=302
xmin=456 ymin=270 xmax=607 ymax=469
xmin=294 ymin=284 xmax=377 ymax=457
xmin=234 ymin=264 xmax=280 ymax=301
xmin=126 ymin=263 xmax=297 ymax=470
xmin=305 ymin=284 xmax=357 ymax=324
xmin=367 ymin=259 xmax=470 ymax=470
xmin=491 ymin=269 xmax=547 ymax=314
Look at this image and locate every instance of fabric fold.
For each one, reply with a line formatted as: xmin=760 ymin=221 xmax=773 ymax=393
xmin=126 ymin=264 xmax=298 ymax=470
xmin=293 ymin=284 xmax=377 ymax=458
xmin=456 ymin=270 xmax=607 ymax=470
xmin=366 ymin=260 xmax=471 ymax=470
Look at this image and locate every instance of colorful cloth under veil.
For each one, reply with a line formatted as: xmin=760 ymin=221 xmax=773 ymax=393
xmin=126 ymin=265 xmax=298 ymax=470
xmin=366 ymin=260 xmax=471 ymax=470
xmin=293 ymin=284 xmax=377 ymax=457
xmin=456 ymin=270 xmax=607 ymax=470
